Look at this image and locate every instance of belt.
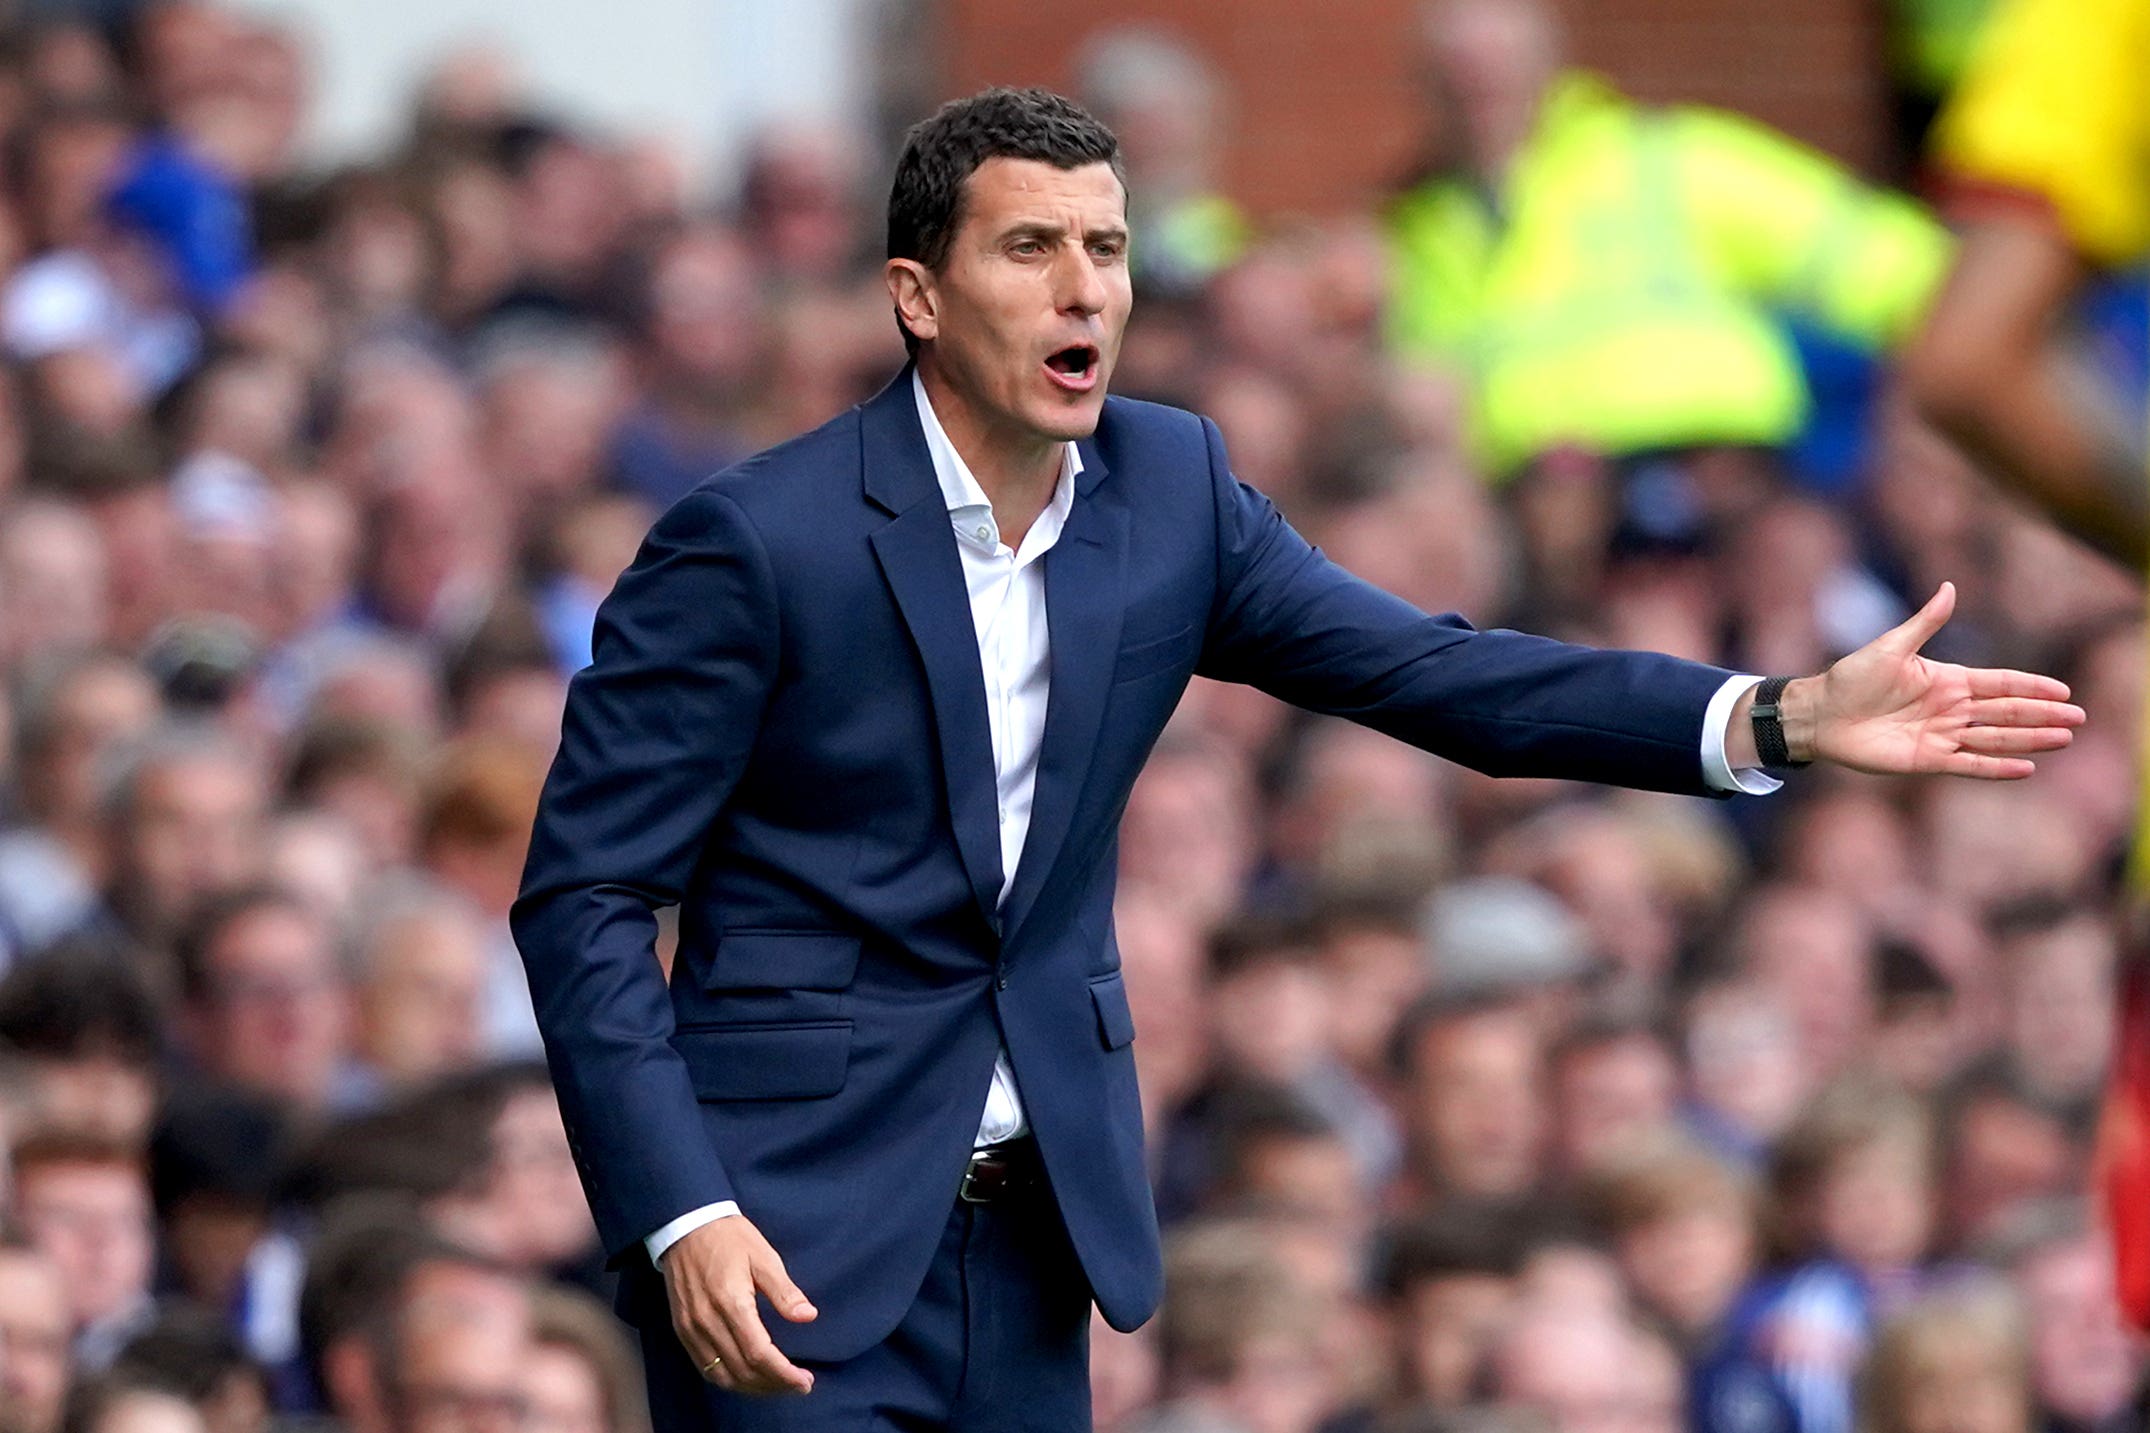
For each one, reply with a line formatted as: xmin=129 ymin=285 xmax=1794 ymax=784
xmin=958 ymin=1139 xmax=1041 ymax=1204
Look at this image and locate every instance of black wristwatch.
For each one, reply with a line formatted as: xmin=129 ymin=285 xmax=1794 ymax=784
xmin=1750 ymin=676 xmax=1810 ymax=769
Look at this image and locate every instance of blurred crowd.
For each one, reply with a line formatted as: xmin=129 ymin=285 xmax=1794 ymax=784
xmin=0 ymin=1 xmax=2139 ymax=1432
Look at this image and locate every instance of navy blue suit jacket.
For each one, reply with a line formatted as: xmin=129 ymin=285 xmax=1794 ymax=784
xmin=511 ymin=369 xmax=1733 ymax=1363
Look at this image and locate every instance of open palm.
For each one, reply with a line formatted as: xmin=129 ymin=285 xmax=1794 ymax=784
xmin=1812 ymin=582 xmax=2083 ymax=779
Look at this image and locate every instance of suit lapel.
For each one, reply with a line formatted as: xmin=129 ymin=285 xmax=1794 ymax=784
xmin=1001 ymin=443 xmax=1124 ymax=947
xmin=862 ymin=374 xmax=1005 ymax=930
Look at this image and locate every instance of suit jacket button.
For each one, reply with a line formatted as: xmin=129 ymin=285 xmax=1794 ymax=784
xmin=995 ymin=972 xmax=1009 ymax=990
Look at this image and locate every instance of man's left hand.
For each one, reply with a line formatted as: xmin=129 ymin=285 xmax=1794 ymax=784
xmin=1766 ymin=581 xmax=2085 ymax=778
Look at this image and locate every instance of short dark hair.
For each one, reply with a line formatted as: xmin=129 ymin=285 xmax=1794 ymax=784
xmin=885 ymin=87 xmax=1122 ymax=352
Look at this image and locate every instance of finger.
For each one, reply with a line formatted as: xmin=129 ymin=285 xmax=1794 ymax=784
xmin=1955 ymin=724 xmax=2076 ymax=756
xmin=1878 ymin=581 xmax=1955 ymax=656
xmin=682 ymin=1307 xmax=747 ymax=1393
xmin=1962 ymin=697 xmax=2088 ymax=729
xmin=1964 ymin=667 xmax=2074 ymax=702
xmin=1940 ymin=750 xmax=2038 ymax=780
xmin=754 ymin=1250 xmax=820 ymax=1324
xmin=720 ymin=1290 xmax=816 ymax=1395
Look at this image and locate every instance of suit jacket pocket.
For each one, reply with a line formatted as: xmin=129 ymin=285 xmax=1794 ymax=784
xmin=705 ymin=931 xmax=862 ymax=992
xmin=1113 ymin=622 xmax=1198 ymax=684
xmin=673 ymin=1019 xmax=853 ymax=1100
xmin=1090 ymin=973 xmax=1136 ymax=1050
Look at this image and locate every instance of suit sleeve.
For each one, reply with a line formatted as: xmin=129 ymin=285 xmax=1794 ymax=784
xmin=510 ymin=486 xmax=779 ymax=1265
xmin=1193 ymin=417 xmax=1729 ymax=794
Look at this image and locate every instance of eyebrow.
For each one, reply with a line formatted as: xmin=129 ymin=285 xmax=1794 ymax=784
xmin=995 ymin=221 xmax=1130 ymax=246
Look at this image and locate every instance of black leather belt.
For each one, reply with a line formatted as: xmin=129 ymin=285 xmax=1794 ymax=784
xmin=959 ymin=1139 xmax=1040 ymax=1203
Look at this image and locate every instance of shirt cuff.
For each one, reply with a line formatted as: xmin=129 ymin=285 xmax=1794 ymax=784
xmin=645 ymin=1201 xmax=741 ymax=1263
xmin=1702 ymin=674 xmax=1785 ymax=796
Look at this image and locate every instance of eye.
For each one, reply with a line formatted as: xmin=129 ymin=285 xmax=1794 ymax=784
xmin=1009 ymin=237 xmax=1046 ymax=257
xmin=1090 ymin=239 xmax=1125 ymax=262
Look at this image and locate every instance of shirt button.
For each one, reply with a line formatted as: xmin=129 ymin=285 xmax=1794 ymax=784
xmin=997 ymin=808 xmax=1006 ymax=824
xmin=975 ymin=525 xmax=992 ymax=542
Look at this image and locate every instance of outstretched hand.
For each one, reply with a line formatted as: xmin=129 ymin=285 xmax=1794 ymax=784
xmin=1784 ymin=582 xmax=2084 ymax=779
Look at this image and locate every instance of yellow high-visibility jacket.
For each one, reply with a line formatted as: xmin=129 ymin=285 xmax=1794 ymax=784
xmin=1387 ymin=73 xmax=1951 ymax=477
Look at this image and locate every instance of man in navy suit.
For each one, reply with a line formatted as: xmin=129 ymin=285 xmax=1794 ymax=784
xmin=511 ymin=88 xmax=2082 ymax=1430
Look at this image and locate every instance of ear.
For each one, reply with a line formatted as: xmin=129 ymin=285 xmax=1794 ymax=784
xmin=884 ymin=258 xmax=938 ymax=346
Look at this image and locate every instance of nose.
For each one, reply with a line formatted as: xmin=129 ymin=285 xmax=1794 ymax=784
xmin=1055 ymin=242 xmax=1107 ymax=318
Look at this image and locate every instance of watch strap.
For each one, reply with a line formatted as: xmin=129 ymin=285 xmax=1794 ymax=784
xmin=1750 ymin=675 xmax=1810 ymax=769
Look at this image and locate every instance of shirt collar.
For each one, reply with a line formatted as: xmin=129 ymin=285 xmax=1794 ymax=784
xmin=912 ymin=369 xmax=1079 ymax=553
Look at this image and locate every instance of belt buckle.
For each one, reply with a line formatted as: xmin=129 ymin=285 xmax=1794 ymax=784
xmin=959 ymin=1150 xmax=998 ymax=1203
xmin=960 ymin=1145 xmax=1019 ymax=1203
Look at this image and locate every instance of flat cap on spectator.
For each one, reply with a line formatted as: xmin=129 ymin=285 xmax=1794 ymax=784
xmin=1422 ymin=876 xmax=1594 ymax=993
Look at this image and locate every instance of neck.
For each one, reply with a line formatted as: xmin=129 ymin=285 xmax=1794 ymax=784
xmin=916 ymin=358 xmax=1065 ymax=517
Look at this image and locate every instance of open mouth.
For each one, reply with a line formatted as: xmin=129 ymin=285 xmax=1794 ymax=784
xmin=1043 ymin=344 xmax=1100 ymax=391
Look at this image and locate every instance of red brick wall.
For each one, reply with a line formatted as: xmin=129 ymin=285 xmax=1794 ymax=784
xmin=931 ymin=0 xmax=1892 ymax=219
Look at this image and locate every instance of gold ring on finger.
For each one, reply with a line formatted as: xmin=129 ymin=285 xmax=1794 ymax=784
xmin=702 ymin=1355 xmax=724 ymax=1375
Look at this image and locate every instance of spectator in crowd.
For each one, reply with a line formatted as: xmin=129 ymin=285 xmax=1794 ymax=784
xmin=523 ymin=1286 xmax=650 ymax=1433
xmin=1374 ymin=1202 xmax=1528 ymax=1413
xmin=1695 ymin=1074 xmax=1940 ymax=1433
xmin=1074 ymin=28 xmax=1250 ymax=297
xmin=1983 ymin=1203 xmax=2144 ymax=1433
xmin=0 ymin=950 xmax=162 ymax=1145
xmin=171 ymin=888 xmax=352 ymax=1117
xmin=1388 ymin=0 xmax=1949 ymax=486
xmin=92 ymin=726 xmax=266 ymax=954
xmin=299 ymin=1212 xmax=530 ymax=1433
xmin=12 ymin=1130 xmax=157 ymax=1367
xmin=1856 ymin=1281 xmax=2034 ymax=1433
xmin=345 ymin=879 xmax=489 ymax=1092
xmin=1394 ymin=990 xmax=1549 ymax=1203
xmin=0 ymin=1235 xmax=73 ymax=1433
xmin=1584 ymin=1130 xmax=1760 ymax=1349
xmin=106 ymin=1307 xmax=271 ymax=1433
xmin=1135 ymin=1220 xmax=1329 ymax=1433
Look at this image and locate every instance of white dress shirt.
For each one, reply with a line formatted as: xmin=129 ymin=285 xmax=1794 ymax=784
xmin=646 ymin=376 xmax=1771 ymax=1262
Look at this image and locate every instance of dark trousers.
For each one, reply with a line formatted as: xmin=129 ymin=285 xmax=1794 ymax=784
xmin=638 ymin=1183 xmax=1093 ymax=1431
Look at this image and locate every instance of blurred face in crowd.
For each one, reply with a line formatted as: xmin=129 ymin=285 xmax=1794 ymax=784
xmin=1318 ymin=919 xmax=1424 ymax=1081
xmin=0 ymin=1246 xmax=70 ymax=1433
xmin=1491 ymin=1307 xmax=1670 ymax=1433
xmin=1117 ymin=749 xmax=1256 ymax=927
xmin=2017 ymin=1235 xmax=2143 ymax=1426
xmin=890 ymin=157 xmax=1131 ymax=458
xmin=13 ymin=1156 xmax=153 ymax=1332
xmin=1211 ymin=954 xmax=1332 ymax=1084
xmin=1113 ymin=896 xmax=1210 ymax=1126
xmin=1684 ymin=981 xmax=1807 ymax=1143
xmin=1552 ymin=1032 xmax=1679 ymax=1177
xmin=1227 ymin=1130 xmax=1361 ymax=1228
xmin=1613 ymin=1194 xmax=1756 ymax=1338
xmin=20 ymin=656 xmax=159 ymax=830
xmin=1736 ymin=886 xmax=1876 ymax=1079
xmin=643 ymin=228 xmax=767 ymax=392
xmin=1946 ymin=1092 xmax=2076 ymax=1248
xmin=1817 ymin=1129 xmax=1934 ymax=1276
xmin=189 ymin=900 xmax=350 ymax=1109
xmin=1090 ymin=1314 xmax=1159 ymax=1433
xmin=355 ymin=903 xmax=486 ymax=1086
xmin=522 ymin=1339 xmax=606 ymax=1433
xmin=0 ymin=499 xmax=107 ymax=667
xmin=481 ymin=1089 xmax=595 ymax=1271
xmin=1421 ymin=0 xmax=1561 ymax=175
xmin=334 ymin=1260 xmax=530 ymax=1433
xmin=114 ymin=751 xmax=268 ymax=938
xmin=2000 ymin=914 xmax=2116 ymax=1107
xmin=1404 ymin=1003 xmax=1547 ymax=1198
xmin=1395 ymin=1268 xmax=1514 ymax=1406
